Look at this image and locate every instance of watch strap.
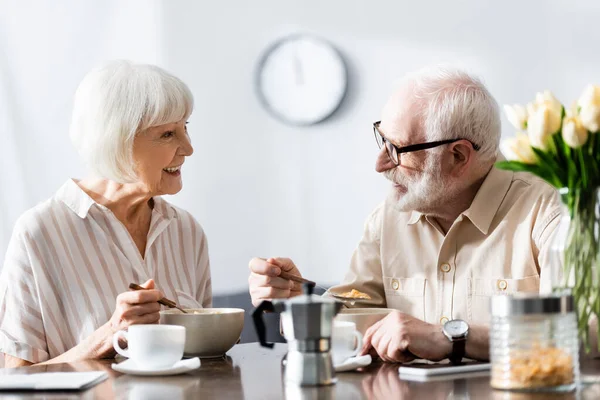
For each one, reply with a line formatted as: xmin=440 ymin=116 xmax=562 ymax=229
xmin=449 ymin=339 xmax=466 ymax=365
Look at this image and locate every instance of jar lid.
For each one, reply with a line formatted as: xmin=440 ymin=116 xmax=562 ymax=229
xmin=490 ymin=293 xmax=574 ymax=317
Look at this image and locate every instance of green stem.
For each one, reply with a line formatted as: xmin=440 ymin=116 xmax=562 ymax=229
xmin=561 ymin=188 xmax=600 ymax=352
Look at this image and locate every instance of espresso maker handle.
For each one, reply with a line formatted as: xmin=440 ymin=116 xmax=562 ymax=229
xmin=252 ymin=300 xmax=277 ymax=349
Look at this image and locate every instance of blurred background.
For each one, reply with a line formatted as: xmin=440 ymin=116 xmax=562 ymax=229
xmin=1 ymin=0 xmax=599 ymax=306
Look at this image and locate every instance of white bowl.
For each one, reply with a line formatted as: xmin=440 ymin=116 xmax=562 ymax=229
xmin=334 ymin=308 xmax=394 ymax=335
xmin=160 ymin=308 xmax=244 ymax=358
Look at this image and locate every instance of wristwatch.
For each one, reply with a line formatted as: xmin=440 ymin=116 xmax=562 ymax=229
xmin=442 ymin=319 xmax=469 ymax=365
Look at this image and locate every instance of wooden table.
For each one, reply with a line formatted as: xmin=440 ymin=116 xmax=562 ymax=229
xmin=2 ymin=343 xmax=600 ymax=399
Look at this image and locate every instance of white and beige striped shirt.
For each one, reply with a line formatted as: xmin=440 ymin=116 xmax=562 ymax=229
xmin=0 ymin=179 xmax=212 ymax=363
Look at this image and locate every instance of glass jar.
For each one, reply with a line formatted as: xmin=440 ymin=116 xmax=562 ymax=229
xmin=490 ymin=294 xmax=579 ymax=392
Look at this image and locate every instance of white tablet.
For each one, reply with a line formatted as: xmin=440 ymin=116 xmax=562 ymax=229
xmin=398 ymin=361 xmax=491 ymax=377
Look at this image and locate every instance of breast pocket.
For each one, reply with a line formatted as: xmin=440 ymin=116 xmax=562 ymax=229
xmin=468 ymin=276 xmax=540 ymax=323
xmin=175 ymin=290 xmax=203 ymax=310
xmin=383 ymin=276 xmax=426 ymax=320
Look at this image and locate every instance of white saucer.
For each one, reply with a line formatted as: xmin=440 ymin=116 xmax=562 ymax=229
xmin=111 ymin=357 xmax=201 ymax=376
xmin=334 ymin=354 xmax=372 ymax=372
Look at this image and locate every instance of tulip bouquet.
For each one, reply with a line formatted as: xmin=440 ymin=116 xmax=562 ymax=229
xmin=498 ymin=86 xmax=600 ymax=350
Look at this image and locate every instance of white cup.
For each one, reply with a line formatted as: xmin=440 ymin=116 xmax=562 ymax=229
xmin=331 ymin=321 xmax=363 ymax=365
xmin=113 ymin=324 xmax=185 ymax=369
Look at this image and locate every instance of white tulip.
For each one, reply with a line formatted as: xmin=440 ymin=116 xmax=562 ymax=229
xmin=578 ymin=85 xmax=600 ymax=108
xmin=524 ymin=91 xmax=563 ymax=150
xmin=562 ymin=110 xmax=588 ymax=148
xmin=528 ymin=105 xmax=561 ymax=150
xmin=577 ymin=85 xmax=600 ymax=133
xmin=536 ymin=90 xmax=563 ymax=118
xmin=580 ymin=106 xmax=600 ymax=133
xmin=501 ymin=133 xmax=537 ymax=164
xmin=503 ymin=104 xmax=528 ymax=130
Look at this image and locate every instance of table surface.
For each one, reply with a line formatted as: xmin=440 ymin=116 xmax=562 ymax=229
xmin=2 ymin=343 xmax=600 ymax=400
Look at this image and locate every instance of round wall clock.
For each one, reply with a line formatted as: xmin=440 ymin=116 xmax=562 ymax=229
xmin=255 ymin=34 xmax=348 ymax=126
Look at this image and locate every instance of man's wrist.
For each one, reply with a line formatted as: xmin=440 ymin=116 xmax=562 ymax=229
xmin=438 ymin=326 xmax=454 ymax=358
xmin=441 ymin=319 xmax=469 ymax=364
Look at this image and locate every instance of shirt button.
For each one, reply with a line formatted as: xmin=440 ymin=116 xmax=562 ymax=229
xmin=497 ymin=280 xmax=508 ymax=291
xmin=440 ymin=317 xmax=449 ymax=325
xmin=391 ymin=279 xmax=400 ymax=290
xmin=440 ymin=263 xmax=451 ymax=273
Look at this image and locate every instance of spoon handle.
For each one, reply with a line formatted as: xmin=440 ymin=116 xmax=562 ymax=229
xmin=128 ymin=283 xmax=188 ymax=313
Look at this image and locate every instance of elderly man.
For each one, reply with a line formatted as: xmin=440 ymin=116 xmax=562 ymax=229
xmin=248 ymin=66 xmax=560 ymax=364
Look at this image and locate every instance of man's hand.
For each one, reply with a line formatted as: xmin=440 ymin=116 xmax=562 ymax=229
xmin=248 ymin=257 xmax=303 ymax=307
xmin=360 ymin=311 xmax=452 ymax=363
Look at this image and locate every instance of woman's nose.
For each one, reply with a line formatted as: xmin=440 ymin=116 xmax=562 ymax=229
xmin=180 ymin=132 xmax=194 ymax=156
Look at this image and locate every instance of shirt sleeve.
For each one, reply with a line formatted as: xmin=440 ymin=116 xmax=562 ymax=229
xmin=0 ymin=218 xmax=49 ymax=363
xmin=194 ymin=223 xmax=212 ymax=308
xmin=326 ymin=205 xmax=386 ymax=307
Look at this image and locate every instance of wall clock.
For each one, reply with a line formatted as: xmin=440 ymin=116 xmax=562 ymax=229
xmin=255 ymin=34 xmax=348 ymax=126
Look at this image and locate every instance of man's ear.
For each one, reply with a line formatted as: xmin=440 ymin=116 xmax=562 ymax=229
xmin=447 ymin=140 xmax=475 ymax=177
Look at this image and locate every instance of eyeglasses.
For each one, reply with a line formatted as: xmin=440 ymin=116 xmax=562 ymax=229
xmin=373 ymin=121 xmax=480 ymax=166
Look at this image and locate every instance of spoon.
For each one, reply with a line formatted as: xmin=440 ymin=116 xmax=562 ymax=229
xmin=277 ymin=271 xmax=361 ymax=305
xmin=128 ymin=283 xmax=188 ymax=313
xmin=260 ymin=258 xmax=365 ymax=304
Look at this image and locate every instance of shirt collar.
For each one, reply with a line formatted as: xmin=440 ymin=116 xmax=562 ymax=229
xmin=56 ymin=179 xmax=176 ymax=220
xmin=405 ymin=167 xmax=514 ymax=235
xmin=407 ymin=210 xmax=423 ymax=225
xmin=56 ymin=179 xmax=97 ymax=218
xmin=462 ymin=167 xmax=513 ymax=234
xmin=152 ymin=196 xmax=177 ymax=219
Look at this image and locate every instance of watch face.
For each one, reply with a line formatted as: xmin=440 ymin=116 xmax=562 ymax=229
xmin=444 ymin=319 xmax=469 ymax=337
xmin=255 ymin=34 xmax=348 ymax=126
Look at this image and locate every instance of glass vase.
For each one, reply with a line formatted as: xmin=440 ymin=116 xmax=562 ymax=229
xmin=549 ymin=187 xmax=600 ymax=352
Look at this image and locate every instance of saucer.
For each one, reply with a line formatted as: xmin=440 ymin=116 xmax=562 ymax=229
xmin=334 ymin=354 xmax=372 ymax=372
xmin=111 ymin=357 xmax=201 ymax=376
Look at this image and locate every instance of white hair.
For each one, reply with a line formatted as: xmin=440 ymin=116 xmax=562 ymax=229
xmin=70 ymin=60 xmax=194 ymax=183
xmin=405 ymin=66 xmax=501 ymax=164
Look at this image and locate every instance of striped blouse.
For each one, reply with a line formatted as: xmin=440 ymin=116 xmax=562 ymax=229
xmin=0 ymin=179 xmax=212 ymax=363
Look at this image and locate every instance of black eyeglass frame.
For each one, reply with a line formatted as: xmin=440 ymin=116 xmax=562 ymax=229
xmin=373 ymin=120 xmax=480 ymax=165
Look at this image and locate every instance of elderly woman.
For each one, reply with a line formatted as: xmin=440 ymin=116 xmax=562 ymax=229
xmin=0 ymin=60 xmax=211 ymax=367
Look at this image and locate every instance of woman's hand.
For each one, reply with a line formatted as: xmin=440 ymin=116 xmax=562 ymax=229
xmin=29 ymin=279 xmax=165 ymax=364
xmin=108 ymin=279 xmax=163 ymax=331
xmin=95 ymin=279 xmax=163 ymax=358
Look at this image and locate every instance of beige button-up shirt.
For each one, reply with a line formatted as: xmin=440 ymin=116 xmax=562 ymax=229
xmin=330 ymin=167 xmax=562 ymax=325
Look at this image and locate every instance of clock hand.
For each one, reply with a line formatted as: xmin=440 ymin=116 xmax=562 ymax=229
xmin=293 ymin=52 xmax=304 ymax=86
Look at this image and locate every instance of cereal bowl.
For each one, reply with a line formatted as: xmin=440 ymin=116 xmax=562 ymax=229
xmin=160 ymin=308 xmax=244 ymax=358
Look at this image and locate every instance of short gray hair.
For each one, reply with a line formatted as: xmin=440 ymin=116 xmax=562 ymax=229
xmin=70 ymin=60 xmax=194 ymax=183
xmin=406 ymin=66 xmax=500 ymax=163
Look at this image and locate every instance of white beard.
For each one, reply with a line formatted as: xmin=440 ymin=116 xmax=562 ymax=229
xmin=384 ymin=163 xmax=451 ymax=213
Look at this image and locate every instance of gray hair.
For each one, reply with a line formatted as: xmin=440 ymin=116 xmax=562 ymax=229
xmin=406 ymin=66 xmax=500 ymax=163
xmin=70 ymin=60 xmax=194 ymax=183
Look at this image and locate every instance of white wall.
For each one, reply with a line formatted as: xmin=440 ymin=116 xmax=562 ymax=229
xmin=160 ymin=0 xmax=600 ymax=294
xmin=2 ymin=0 xmax=600 ymax=295
xmin=0 ymin=0 xmax=163 ymax=258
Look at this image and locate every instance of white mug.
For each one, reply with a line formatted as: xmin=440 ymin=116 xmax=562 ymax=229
xmin=331 ymin=321 xmax=363 ymax=365
xmin=113 ymin=324 xmax=185 ymax=369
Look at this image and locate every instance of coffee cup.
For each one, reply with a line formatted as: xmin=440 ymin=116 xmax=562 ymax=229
xmin=113 ymin=324 xmax=185 ymax=369
xmin=331 ymin=321 xmax=363 ymax=365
